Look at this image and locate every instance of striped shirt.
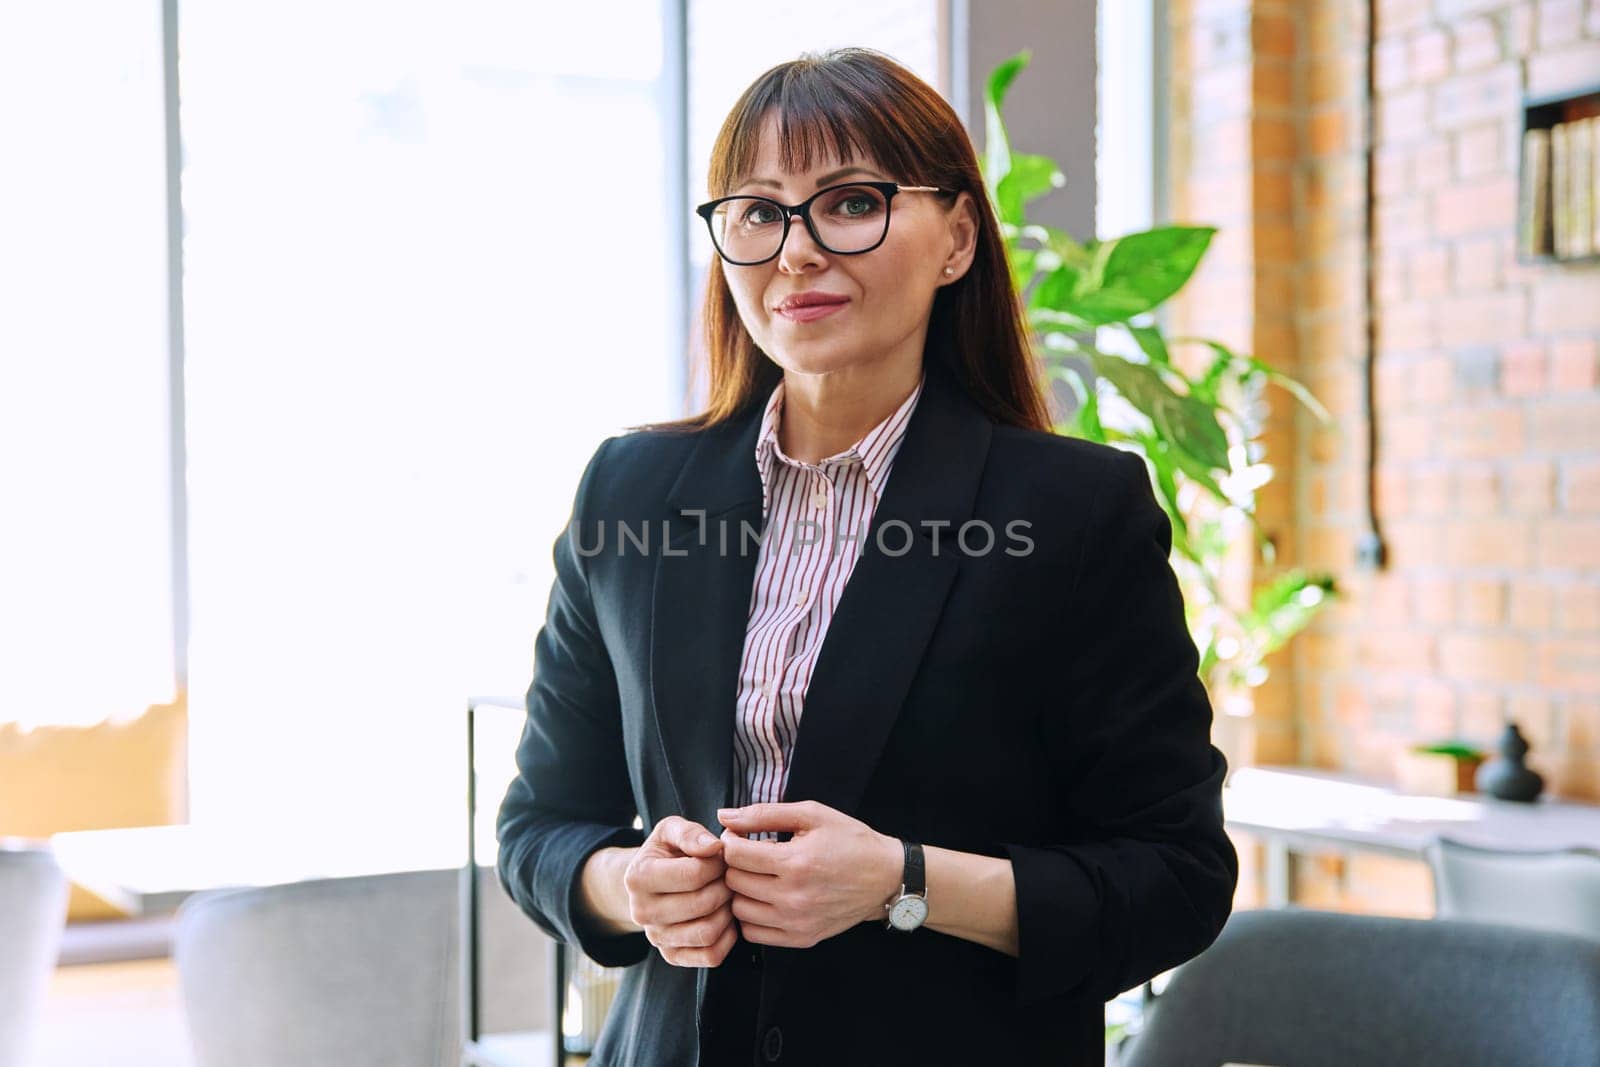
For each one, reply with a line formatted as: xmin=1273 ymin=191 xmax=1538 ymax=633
xmin=731 ymin=371 xmax=926 ymax=840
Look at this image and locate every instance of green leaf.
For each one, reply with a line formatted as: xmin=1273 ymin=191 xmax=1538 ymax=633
xmin=1031 ymin=308 xmax=1093 ymax=335
xmin=982 ymin=52 xmax=1031 ymax=189
xmin=1064 ymin=226 xmax=1216 ymax=324
xmin=1122 ymin=322 xmax=1171 ymax=366
xmin=1025 ymin=224 xmax=1094 ymax=270
xmin=1051 ymin=364 xmax=1105 ymax=442
xmin=1030 ymin=265 xmax=1085 ymax=313
xmin=994 ymin=152 xmax=1065 ymax=228
xmin=1239 ymin=570 xmax=1338 ymax=659
xmin=1248 ymin=357 xmax=1334 ymax=426
xmin=1184 ymin=338 xmax=1335 ymax=426
xmin=1084 ymin=350 xmax=1231 ymax=471
xmin=1129 ymin=436 xmax=1200 ymax=565
xmin=1009 ymin=246 xmax=1040 ymax=292
xmin=1411 ymin=741 xmax=1486 ymax=759
xmin=1162 ymin=435 xmax=1232 ymax=506
xmin=1192 ymin=343 xmax=1233 ymax=404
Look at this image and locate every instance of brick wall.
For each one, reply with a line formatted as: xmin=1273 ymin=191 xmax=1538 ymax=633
xmin=1165 ymin=0 xmax=1600 ymax=914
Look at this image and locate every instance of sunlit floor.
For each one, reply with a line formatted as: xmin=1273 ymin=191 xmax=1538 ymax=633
xmin=31 ymin=957 xmax=596 ymax=1067
xmin=34 ymin=959 xmax=195 ymax=1067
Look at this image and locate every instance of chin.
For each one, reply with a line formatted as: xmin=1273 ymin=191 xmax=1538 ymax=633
xmin=771 ymin=350 xmax=867 ymax=378
xmin=763 ymin=337 xmax=868 ymax=376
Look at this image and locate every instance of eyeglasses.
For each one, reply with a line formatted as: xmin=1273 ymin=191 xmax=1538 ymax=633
xmin=694 ymin=180 xmax=949 ymax=266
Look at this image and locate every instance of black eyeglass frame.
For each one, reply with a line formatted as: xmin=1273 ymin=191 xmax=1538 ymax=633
xmin=694 ymin=180 xmax=951 ymax=266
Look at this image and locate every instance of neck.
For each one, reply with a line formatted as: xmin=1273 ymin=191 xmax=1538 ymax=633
xmin=777 ymin=356 xmax=923 ymax=465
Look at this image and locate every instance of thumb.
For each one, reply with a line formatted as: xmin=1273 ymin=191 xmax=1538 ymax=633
xmin=671 ymin=818 xmax=723 ymax=857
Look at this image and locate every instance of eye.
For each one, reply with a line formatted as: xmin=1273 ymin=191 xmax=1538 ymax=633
xmin=740 ymin=201 xmax=781 ymax=226
xmin=818 ymin=185 xmax=887 ymax=221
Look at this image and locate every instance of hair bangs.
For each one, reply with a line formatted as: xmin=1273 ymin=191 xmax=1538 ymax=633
xmin=708 ymin=57 xmax=928 ymax=198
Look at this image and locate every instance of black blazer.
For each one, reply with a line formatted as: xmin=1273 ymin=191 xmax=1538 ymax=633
xmin=496 ymin=357 xmax=1238 ymax=1066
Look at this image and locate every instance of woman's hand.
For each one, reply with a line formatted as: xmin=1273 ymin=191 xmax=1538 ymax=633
xmin=623 ymin=816 xmax=738 ymax=968
xmin=716 ymin=800 xmax=903 ymax=949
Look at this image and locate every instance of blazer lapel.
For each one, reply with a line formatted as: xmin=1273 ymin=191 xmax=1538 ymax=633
xmin=650 ymin=390 xmax=768 ymax=838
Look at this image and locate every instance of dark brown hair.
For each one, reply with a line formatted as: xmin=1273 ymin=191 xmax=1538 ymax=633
xmin=636 ymin=47 xmax=1053 ymax=435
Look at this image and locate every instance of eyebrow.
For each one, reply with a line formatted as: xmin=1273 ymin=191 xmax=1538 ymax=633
xmin=737 ymin=165 xmax=887 ymax=192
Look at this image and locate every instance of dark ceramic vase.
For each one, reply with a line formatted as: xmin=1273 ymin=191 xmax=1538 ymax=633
xmin=1474 ymin=721 xmax=1545 ymax=802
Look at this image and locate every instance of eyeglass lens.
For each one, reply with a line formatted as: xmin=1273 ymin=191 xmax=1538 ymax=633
xmin=707 ymin=183 xmax=890 ymax=262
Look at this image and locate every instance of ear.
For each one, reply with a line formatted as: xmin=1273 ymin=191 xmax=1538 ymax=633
xmin=942 ymin=190 xmax=980 ymax=281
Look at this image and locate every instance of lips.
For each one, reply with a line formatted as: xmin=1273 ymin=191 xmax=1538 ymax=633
xmin=774 ymin=292 xmax=849 ymax=312
xmin=773 ymin=291 xmax=850 ymax=324
xmin=775 ymin=300 xmax=848 ymax=324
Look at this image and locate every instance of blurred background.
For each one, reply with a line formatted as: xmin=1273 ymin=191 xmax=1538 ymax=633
xmin=1 ymin=1 xmax=1597 ymax=1065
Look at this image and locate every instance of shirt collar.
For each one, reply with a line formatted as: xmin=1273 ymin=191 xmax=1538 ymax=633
xmin=753 ymin=369 xmax=926 ymax=514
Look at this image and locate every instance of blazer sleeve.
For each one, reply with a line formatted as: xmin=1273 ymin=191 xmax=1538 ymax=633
xmin=495 ymin=434 xmax=652 ymax=969
xmin=1002 ymin=448 xmax=1238 ymax=1008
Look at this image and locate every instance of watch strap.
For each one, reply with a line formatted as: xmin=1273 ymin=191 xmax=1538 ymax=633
xmin=902 ymin=840 xmax=925 ymax=896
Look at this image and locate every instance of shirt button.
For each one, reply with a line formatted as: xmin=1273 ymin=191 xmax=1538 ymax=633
xmin=764 ymin=679 xmax=778 ymax=700
xmin=791 ymin=589 xmax=807 ymax=608
xmin=762 ymin=1025 xmax=783 ymax=1061
xmin=811 ymin=490 xmax=828 ymax=509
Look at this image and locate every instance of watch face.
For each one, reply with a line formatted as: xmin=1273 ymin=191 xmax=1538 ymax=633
xmin=888 ymin=895 xmax=928 ymax=930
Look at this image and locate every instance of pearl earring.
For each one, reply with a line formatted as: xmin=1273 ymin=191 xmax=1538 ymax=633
xmin=943 ymin=267 xmax=954 ymax=276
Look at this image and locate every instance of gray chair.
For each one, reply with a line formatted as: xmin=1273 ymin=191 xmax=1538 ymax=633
xmin=0 ymin=845 xmax=70 ymax=1067
xmin=1119 ymin=906 xmax=1600 ymax=1067
xmin=1424 ymin=834 xmax=1600 ymax=939
xmin=174 ymin=866 xmax=554 ymax=1067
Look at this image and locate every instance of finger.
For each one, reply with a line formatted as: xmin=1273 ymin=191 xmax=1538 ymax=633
xmin=660 ymin=817 xmax=723 ymax=858
xmin=717 ymin=801 xmax=822 ymax=834
xmin=719 ymin=827 xmax=788 ymax=876
xmin=729 ymin=891 xmax=784 ymax=928
xmin=634 ymin=851 xmax=726 ymax=895
xmin=706 ymin=919 xmax=739 ymax=967
xmin=738 ymin=920 xmax=802 ymax=950
xmin=655 ymin=900 xmax=734 ymax=949
xmin=664 ymin=918 xmax=738 ymax=969
xmin=723 ymin=864 xmax=782 ymax=903
xmin=641 ymin=878 xmax=733 ymax=927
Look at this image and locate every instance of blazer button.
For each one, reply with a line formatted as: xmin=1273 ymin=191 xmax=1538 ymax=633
xmin=761 ymin=1025 xmax=783 ymax=1061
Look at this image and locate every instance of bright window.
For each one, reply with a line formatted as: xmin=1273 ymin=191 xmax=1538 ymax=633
xmin=179 ymin=0 xmax=678 ymax=839
xmin=0 ymin=2 xmax=177 ymax=729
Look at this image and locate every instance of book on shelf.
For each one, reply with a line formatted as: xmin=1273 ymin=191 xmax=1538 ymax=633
xmin=1552 ymin=122 xmax=1570 ymax=259
xmin=1571 ymin=115 xmax=1594 ymax=258
xmin=1519 ymin=127 xmax=1551 ymax=258
xmin=1590 ymin=115 xmax=1600 ymax=255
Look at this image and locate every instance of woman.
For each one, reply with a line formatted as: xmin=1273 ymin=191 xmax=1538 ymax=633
xmin=497 ymin=47 xmax=1237 ymax=1066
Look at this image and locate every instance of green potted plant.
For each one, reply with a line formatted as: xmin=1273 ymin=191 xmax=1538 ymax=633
xmin=980 ymin=50 xmax=1339 ymax=732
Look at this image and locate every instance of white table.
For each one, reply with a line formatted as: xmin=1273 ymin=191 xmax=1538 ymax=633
xmin=1223 ymin=764 xmax=1600 ymax=907
xmin=49 ymin=822 xmax=475 ymax=917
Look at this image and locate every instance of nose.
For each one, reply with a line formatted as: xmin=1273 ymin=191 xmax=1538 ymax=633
xmin=775 ymin=210 xmax=827 ymax=273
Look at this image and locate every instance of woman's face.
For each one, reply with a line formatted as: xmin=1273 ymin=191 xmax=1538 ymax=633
xmin=718 ymin=114 xmax=975 ymax=379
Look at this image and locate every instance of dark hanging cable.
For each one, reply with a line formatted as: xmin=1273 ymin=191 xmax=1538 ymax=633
xmin=1357 ymin=0 xmax=1389 ymax=570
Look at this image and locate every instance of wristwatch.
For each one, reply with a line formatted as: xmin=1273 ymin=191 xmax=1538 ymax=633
xmin=882 ymin=840 xmax=928 ymax=932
